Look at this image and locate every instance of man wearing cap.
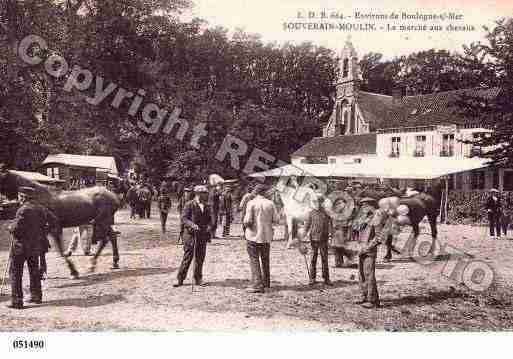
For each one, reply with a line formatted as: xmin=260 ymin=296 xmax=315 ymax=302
xmin=177 ymin=186 xmax=193 ymax=243
xmin=158 ymin=180 xmax=172 ymax=234
xmin=304 ymin=194 xmax=333 ymax=286
xmin=174 ymin=185 xmax=213 ymax=287
xmin=219 ymin=185 xmax=233 ymax=237
xmin=486 ymin=188 xmax=503 ymax=239
xmin=243 ymin=184 xmax=279 ymax=293
xmin=354 ymin=198 xmax=399 ymax=309
xmin=7 ymin=186 xmax=58 ymax=309
xmin=208 ymin=184 xmax=221 ymax=239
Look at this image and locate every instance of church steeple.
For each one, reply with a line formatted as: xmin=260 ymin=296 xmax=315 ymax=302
xmin=323 ymin=37 xmax=367 ymax=137
xmin=337 ymin=36 xmax=361 ymax=98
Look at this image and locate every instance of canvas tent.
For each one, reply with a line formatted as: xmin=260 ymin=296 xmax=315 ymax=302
xmin=11 ymin=170 xmax=65 ymax=184
xmin=249 ymin=157 xmax=490 ymax=180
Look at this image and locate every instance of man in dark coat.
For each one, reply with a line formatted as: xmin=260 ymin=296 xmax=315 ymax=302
xmin=126 ymin=184 xmax=138 ymax=219
xmin=208 ymin=185 xmax=221 ymax=239
xmin=174 ymin=185 xmax=212 ymax=287
xmin=486 ymin=188 xmax=503 ymax=239
xmin=304 ymin=195 xmax=333 ymax=286
xmin=7 ymin=186 xmax=58 ymax=309
xmin=219 ymin=185 xmax=233 ymax=237
xmin=158 ymin=180 xmax=172 ymax=234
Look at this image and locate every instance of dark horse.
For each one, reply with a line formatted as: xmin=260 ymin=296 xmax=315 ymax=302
xmin=0 ymin=168 xmax=120 ymax=279
xmin=360 ymin=184 xmax=442 ymax=255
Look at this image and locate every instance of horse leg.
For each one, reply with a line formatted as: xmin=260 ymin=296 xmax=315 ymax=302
xmin=285 ymin=216 xmax=295 ymax=249
xmin=53 ymin=229 xmax=79 ymax=279
xmin=404 ymin=222 xmax=420 ymax=258
xmin=428 ymin=213 xmax=438 ymax=254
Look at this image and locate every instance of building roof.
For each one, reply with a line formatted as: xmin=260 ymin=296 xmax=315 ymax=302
xmin=356 ymin=91 xmax=396 ymax=131
xmin=42 ymin=154 xmax=118 ymax=175
xmin=377 ymin=87 xmax=499 ymax=130
xmin=11 ymin=170 xmax=65 ymax=184
xmin=250 ymin=157 xmax=490 ymax=180
xmin=292 ymin=133 xmax=377 ymax=157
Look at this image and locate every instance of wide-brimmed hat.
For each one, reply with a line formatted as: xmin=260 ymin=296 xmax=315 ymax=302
xmin=18 ymin=186 xmax=36 ymax=197
xmin=490 ymin=188 xmax=500 ymax=193
xmin=194 ymin=185 xmax=209 ymax=193
xmin=183 ymin=187 xmax=193 ymax=192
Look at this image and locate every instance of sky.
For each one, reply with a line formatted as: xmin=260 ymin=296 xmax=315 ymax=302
xmin=181 ymin=0 xmax=513 ymax=58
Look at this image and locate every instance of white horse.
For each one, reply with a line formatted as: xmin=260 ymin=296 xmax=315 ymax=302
xmin=270 ymin=176 xmax=350 ymax=249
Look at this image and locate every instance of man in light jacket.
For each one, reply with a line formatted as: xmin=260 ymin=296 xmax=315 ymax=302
xmin=243 ymin=184 xmax=279 ymax=293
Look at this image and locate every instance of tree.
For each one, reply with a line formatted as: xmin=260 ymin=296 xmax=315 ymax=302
xmin=458 ymin=18 xmax=513 ymax=166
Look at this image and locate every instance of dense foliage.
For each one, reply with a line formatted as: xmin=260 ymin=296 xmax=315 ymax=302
xmin=1 ymin=1 xmax=511 ymax=183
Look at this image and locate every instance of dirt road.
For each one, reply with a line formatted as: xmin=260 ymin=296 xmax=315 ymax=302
xmin=1 ymin=205 xmax=512 ymax=331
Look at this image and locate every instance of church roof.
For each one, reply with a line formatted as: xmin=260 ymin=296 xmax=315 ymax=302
xmin=356 ymin=91 xmax=396 ymax=131
xmin=292 ymin=133 xmax=376 ymax=157
xmin=354 ymin=87 xmax=499 ymax=131
xmin=380 ymin=87 xmax=500 ymax=130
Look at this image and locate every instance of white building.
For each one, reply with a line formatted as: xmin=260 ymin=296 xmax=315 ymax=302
xmin=284 ymin=39 xmax=512 ymax=192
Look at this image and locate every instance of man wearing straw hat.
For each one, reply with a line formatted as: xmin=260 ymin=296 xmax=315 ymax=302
xmin=174 ymin=185 xmax=212 ymax=287
xmin=5 ymin=186 xmax=58 ymax=309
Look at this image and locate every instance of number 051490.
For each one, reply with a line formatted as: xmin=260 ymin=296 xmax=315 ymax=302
xmin=12 ymin=340 xmax=45 ymax=349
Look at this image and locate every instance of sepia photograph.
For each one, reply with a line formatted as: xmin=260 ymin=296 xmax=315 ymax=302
xmin=1 ymin=0 xmax=513 ymax=355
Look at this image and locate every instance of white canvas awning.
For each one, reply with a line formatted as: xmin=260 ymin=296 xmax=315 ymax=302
xmin=249 ymin=157 xmax=490 ymax=180
xmin=11 ymin=170 xmax=66 ymax=184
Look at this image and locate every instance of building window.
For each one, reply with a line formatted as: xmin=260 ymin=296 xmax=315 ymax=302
xmin=504 ymin=171 xmax=513 ymax=191
xmin=414 ymin=135 xmax=426 ymax=157
xmin=46 ymin=168 xmax=52 ymax=177
xmin=441 ymin=134 xmax=454 ymax=157
xmin=53 ymin=167 xmax=59 ymax=179
xmin=343 ymin=58 xmax=349 ymax=78
xmin=390 ymin=137 xmax=401 ymax=157
xmin=471 ymin=171 xmax=485 ymax=190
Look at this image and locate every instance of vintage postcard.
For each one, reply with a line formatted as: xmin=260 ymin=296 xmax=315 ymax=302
xmin=1 ymin=0 xmax=513 ymax=356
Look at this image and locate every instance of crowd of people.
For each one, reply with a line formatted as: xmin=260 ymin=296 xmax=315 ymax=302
xmin=3 ymin=168 xmax=511 ymax=311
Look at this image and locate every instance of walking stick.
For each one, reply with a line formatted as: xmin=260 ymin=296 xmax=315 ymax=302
xmin=0 ymin=235 xmax=14 ymax=296
xmin=191 ymin=230 xmax=197 ymax=293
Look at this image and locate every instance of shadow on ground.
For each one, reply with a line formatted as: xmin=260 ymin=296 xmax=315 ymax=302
xmin=55 ymin=267 xmax=177 ymax=289
xmin=37 ymin=293 xmax=125 ymax=308
xmin=382 ymin=289 xmax=464 ymax=308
